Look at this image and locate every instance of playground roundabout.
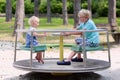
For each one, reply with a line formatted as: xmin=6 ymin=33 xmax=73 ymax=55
xmin=13 ymin=29 xmax=111 ymax=74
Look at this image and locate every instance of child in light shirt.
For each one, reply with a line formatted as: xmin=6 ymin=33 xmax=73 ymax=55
xmin=26 ymin=16 xmax=46 ymax=64
xmin=57 ymin=9 xmax=100 ymax=65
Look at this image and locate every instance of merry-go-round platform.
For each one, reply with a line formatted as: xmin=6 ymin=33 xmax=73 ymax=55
xmin=13 ymin=58 xmax=110 ymax=73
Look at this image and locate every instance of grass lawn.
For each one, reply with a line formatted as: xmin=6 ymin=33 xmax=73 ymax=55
xmin=0 ymin=17 xmax=119 ymax=43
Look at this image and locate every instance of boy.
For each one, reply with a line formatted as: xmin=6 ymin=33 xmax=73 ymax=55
xmin=57 ymin=9 xmax=100 ymax=65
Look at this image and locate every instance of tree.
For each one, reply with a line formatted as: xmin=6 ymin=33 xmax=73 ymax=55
xmin=73 ymin=0 xmax=81 ymax=28
xmin=6 ymin=0 xmax=12 ymax=22
xmin=34 ymin=0 xmax=40 ymax=17
xmin=108 ymin=0 xmax=120 ymax=43
xmin=13 ymin=0 xmax=24 ymax=41
xmin=87 ymin=0 xmax=92 ymax=18
xmin=62 ymin=0 xmax=68 ymax=25
xmin=108 ymin=0 xmax=117 ymax=32
xmin=47 ymin=0 xmax=51 ymax=23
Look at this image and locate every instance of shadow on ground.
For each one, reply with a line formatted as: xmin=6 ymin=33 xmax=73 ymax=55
xmin=4 ymin=72 xmax=110 ymax=80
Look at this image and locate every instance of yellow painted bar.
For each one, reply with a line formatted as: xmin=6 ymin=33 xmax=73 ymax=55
xmin=59 ymin=36 xmax=64 ymax=61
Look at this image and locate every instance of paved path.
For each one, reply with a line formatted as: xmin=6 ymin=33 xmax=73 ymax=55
xmin=0 ymin=44 xmax=120 ymax=80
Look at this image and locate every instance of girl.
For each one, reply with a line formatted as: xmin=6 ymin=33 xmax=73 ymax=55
xmin=26 ymin=16 xmax=46 ymax=64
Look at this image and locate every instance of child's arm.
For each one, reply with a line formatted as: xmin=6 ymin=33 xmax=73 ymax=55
xmin=33 ymin=32 xmax=46 ymax=37
xmin=62 ymin=28 xmax=82 ymax=36
xmin=64 ymin=31 xmax=82 ymax=36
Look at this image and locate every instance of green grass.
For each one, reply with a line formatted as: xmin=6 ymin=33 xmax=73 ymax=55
xmin=0 ymin=17 xmax=117 ymax=43
xmin=93 ymin=17 xmax=108 ymax=24
xmin=24 ymin=17 xmax=74 ymax=29
xmin=0 ymin=17 xmax=120 ymax=30
xmin=0 ymin=17 xmax=120 ymax=32
xmin=117 ymin=17 xmax=120 ymax=27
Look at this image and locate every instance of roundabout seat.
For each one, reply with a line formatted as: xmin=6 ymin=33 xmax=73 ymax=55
xmin=18 ymin=44 xmax=47 ymax=52
xmin=71 ymin=45 xmax=104 ymax=52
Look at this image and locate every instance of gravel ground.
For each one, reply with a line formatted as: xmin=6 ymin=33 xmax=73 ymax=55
xmin=0 ymin=41 xmax=120 ymax=80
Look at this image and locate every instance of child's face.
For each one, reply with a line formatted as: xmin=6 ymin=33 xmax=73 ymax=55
xmin=31 ymin=20 xmax=39 ymax=27
xmin=79 ymin=16 xmax=88 ymax=23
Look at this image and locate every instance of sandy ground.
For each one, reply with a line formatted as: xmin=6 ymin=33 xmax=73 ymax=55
xmin=0 ymin=44 xmax=120 ymax=80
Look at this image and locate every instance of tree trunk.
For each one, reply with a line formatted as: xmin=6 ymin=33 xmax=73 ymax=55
xmin=73 ymin=0 xmax=81 ymax=28
xmin=47 ymin=0 xmax=51 ymax=23
xmin=62 ymin=0 xmax=68 ymax=25
xmin=108 ymin=0 xmax=117 ymax=32
xmin=13 ymin=0 xmax=24 ymax=41
xmin=34 ymin=0 xmax=40 ymax=17
xmin=6 ymin=0 xmax=12 ymax=22
xmin=108 ymin=0 xmax=120 ymax=43
xmin=87 ymin=0 xmax=92 ymax=18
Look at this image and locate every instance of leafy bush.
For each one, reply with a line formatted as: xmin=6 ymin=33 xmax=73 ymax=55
xmin=51 ymin=1 xmax=62 ymax=14
xmin=39 ymin=2 xmax=47 ymax=13
xmin=117 ymin=9 xmax=120 ymax=17
xmin=24 ymin=0 xmax=34 ymax=14
xmin=12 ymin=0 xmax=16 ymax=14
xmin=82 ymin=3 xmax=87 ymax=9
xmin=0 ymin=1 xmax=5 ymax=13
xmin=92 ymin=0 xmax=108 ymax=17
xmin=67 ymin=1 xmax=73 ymax=14
xmin=0 ymin=0 xmax=120 ymax=17
xmin=116 ymin=1 xmax=120 ymax=8
xmin=97 ymin=5 xmax=108 ymax=17
xmin=91 ymin=0 xmax=99 ymax=17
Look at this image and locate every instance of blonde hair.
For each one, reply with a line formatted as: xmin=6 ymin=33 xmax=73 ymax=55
xmin=78 ymin=9 xmax=91 ymax=18
xmin=28 ymin=16 xmax=39 ymax=25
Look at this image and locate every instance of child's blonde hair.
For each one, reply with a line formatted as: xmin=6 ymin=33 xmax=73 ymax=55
xmin=28 ymin=16 xmax=39 ymax=25
xmin=78 ymin=9 xmax=91 ymax=18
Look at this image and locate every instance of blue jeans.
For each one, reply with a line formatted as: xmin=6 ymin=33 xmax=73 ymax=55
xmin=75 ymin=38 xmax=99 ymax=47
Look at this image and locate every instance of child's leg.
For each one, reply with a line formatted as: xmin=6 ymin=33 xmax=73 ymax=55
xmin=66 ymin=51 xmax=76 ymax=61
xmin=36 ymin=52 xmax=44 ymax=64
xmin=71 ymin=52 xmax=83 ymax=62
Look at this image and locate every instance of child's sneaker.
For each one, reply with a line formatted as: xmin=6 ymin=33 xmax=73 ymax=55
xmin=57 ymin=60 xmax=71 ymax=65
xmin=71 ymin=57 xmax=83 ymax=62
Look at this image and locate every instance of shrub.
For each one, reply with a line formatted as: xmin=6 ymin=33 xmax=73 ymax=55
xmin=39 ymin=2 xmax=47 ymax=13
xmin=51 ymin=1 xmax=62 ymax=14
xmin=91 ymin=0 xmax=99 ymax=16
xmin=0 ymin=1 xmax=5 ymax=13
xmin=97 ymin=5 xmax=108 ymax=17
xmin=116 ymin=1 xmax=120 ymax=8
xmin=82 ymin=3 xmax=87 ymax=9
xmin=117 ymin=9 xmax=120 ymax=17
xmin=24 ymin=0 xmax=34 ymax=14
xmin=12 ymin=0 xmax=16 ymax=14
xmin=0 ymin=0 xmax=120 ymax=17
xmin=67 ymin=1 xmax=73 ymax=14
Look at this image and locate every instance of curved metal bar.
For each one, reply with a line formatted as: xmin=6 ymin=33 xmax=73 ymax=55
xmin=14 ymin=31 xmax=18 ymax=62
xmin=30 ymin=32 xmax=33 ymax=68
xmin=15 ymin=29 xmax=107 ymax=33
xmin=106 ymin=31 xmax=111 ymax=66
xmin=82 ymin=31 xmax=87 ymax=67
